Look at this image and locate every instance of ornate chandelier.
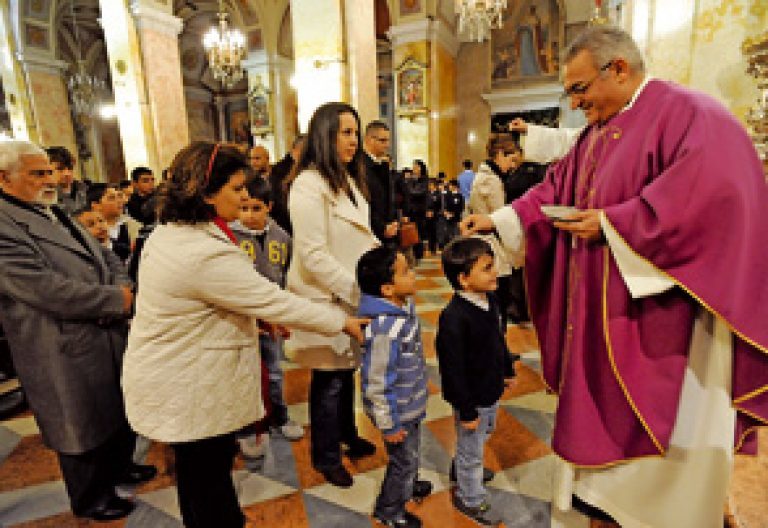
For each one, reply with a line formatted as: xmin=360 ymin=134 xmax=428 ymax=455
xmin=456 ymin=0 xmax=508 ymax=42
xmin=203 ymin=1 xmax=246 ymax=89
xmin=67 ymin=2 xmax=104 ymax=119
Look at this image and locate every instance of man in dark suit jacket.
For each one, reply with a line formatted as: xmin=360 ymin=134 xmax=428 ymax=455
xmin=363 ymin=121 xmax=398 ymax=245
xmin=268 ymin=135 xmax=306 ymax=234
xmin=0 ymin=141 xmax=156 ymax=521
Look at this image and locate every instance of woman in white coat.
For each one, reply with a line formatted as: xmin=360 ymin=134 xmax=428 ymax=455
xmin=469 ymin=133 xmax=525 ymax=331
xmin=285 ymin=102 xmax=379 ymax=488
xmin=122 ymin=142 xmax=367 ymax=528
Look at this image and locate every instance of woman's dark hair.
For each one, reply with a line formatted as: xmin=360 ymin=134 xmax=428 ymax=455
xmin=441 ymin=237 xmax=494 ymax=290
xmin=413 ymin=159 xmax=428 ymax=179
xmin=286 ymin=102 xmax=368 ymax=201
xmin=158 ymin=142 xmax=248 ymax=224
xmin=357 ymin=246 xmax=399 ymax=297
xmin=486 ymin=133 xmax=520 ymax=159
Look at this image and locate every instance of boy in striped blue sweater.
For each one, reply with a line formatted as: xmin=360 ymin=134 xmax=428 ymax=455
xmin=357 ymin=246 xmax=432 ymax=528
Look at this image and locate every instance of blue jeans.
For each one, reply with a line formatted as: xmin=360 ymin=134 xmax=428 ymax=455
xmin=259 ymin=334 xmax=288 ymax=426
xmin=374 ymin=420 xmax=421 ymax=521
xmin=454 ymin=403 xmax=499 ymax=507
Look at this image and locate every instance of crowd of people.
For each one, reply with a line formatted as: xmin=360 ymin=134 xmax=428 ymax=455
xmin=0 ymin=25 xmax=766 ymax=528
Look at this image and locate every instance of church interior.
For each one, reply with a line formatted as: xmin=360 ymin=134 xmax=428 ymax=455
xmin=0 ymin=0 xmax=766 ymax=526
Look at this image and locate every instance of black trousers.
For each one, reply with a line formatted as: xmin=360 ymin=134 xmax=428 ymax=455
xmin=57 ymin=425 xmax=136 ymax=515
xmin=172 ymin=432 xmax=244 ymax=528
xmin=309 ymin=368 xmax=358 ymax=470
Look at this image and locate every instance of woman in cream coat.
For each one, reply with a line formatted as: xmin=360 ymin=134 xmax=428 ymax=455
xmin=122 ymin=142 xmax=366 ymax=528
xmin=469 ymin=133 xmax=525 ymax=330
xmin=286 ymin=102 xmax=379 ymax=488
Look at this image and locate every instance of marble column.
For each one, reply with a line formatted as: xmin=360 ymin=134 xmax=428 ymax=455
xmin=290 ymin=0 xmax=346 ymax=131
xmin=130 ymin=1 xmax=189 ymax=171
xmin=98 ymin=0 xmax=159 ymax=178
xmin=389 ymin=18 xmax=459 ymax=178
xmin=0 ymin=0 xmax=38 ymax=141
xmin=343 ymin=0 xmax=378 ymax=128
xmin=17 ymin=54 xmax=78 ymax=161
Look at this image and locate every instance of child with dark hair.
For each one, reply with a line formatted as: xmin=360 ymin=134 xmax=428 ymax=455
xmin=87 ymin=183 xmax=133 ymax=261
xmin=436 ymin=237 xmax=516 ymax=527
xmin=443 ymin=180 xmax=465 ymax=242
xmin=229 ymin=176 xmax=303 ymax=453
xmin=357 ymin=246 xmax=431 ymax=528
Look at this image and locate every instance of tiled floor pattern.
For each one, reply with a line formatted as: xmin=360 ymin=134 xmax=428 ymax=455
xmin=0 ymin=256 xmax=764 ymax=527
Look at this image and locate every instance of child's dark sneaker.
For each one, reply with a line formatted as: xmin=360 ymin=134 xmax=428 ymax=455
xmin=451 ymin=495 xmax=502 ymax=527
xmin=374 ymin=511 xmax=422 ymax=528
xmin=411 ymin=479 xmax=433 ymax=502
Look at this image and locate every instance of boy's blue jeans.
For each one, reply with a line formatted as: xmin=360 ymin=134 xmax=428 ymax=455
xmin=259 ymin=334 xmax=288 ymax=426
xmin=454 ymin=403 xmax=499 ymax=508
xmin=374 ymin=420 xmax=421 ymax=521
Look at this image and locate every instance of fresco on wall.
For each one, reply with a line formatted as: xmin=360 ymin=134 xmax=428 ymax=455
xmin=400 ymin=0 xmax=422 ymax=16
xmin=491 ymin=0 xmax=562 ymax=85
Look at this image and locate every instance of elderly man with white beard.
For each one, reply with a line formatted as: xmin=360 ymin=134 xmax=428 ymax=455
xmin=0 ymin=140 xmax=156 ymax=521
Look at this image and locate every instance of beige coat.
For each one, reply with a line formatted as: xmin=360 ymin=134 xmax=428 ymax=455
xmin=122 ymin=223 xmax=345 ymax=443
xmin=285 ymin=168 xmax=378 ymax=370
xmin=469 ymin=162 xmax=516 ymax=274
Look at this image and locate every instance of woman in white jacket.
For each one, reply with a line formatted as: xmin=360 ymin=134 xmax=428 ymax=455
xmin=468 ymin=133 xmax=525 ymax=331
xmin=122 ymin=142 xmax=367 ymax=528
xmin=285 ymin=102 xmax=379 ymax=488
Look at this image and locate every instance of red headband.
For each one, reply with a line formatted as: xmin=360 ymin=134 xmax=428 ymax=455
xmin=204 ymin=143 xmax=221 ymax=186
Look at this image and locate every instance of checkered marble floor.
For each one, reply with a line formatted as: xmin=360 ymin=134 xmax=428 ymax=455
xmin=0 ymin=256 xmax=763 ymax=527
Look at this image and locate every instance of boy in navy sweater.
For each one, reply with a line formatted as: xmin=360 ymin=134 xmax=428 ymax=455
xmin=436 ymin=237 xmax=516 ymax=527
xmin=357 ymin=246 xmax=432 ymax=528
xmin=230 ymin=177 xmax=304 ymax=449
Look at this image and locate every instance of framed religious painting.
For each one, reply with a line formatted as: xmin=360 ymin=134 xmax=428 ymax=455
xmin=248 ymin=75 xmax=272 ymax=137
xmin=491 ymin=0 xmax=565 ymax=87
xmin=395 ymin=57 xmax=428 ymax=119
xmin=399 ymin=0 xmax=422 ymax=17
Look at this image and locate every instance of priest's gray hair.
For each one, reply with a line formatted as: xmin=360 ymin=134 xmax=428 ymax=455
xmin=564 ymin=26 xmax=646 ymax=75
xmin=0 ymin=139 xmax=47 ymax=179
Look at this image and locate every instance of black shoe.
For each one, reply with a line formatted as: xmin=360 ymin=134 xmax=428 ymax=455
xmin=412 ymin=479 xmax=433 ymax=501
xmin=451 ymin=495 xmax=501 ymax=527
xmin=79 ymin=494 xmax=135 ymax=521
xmin=571 ymin=494 xmax=616 ymax=522
xmin=345 ymin=437 xmax=376 ymax=459
xmin=449 ymin=460 xmax=495 ymax=483
xmin=117 ymin=463 xmax=158 ymax=485
xmin=319 ymin=465 xmax=353 ymax=488
xmin=374 ymin=511 xmax=422 ymax=528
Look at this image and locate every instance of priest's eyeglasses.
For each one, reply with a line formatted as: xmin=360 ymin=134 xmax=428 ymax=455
xmin=561 ymin=61 xmax=614 ymax=100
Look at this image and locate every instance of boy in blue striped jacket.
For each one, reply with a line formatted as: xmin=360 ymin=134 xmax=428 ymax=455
xmin=357 ymin=246 xmax=432 ymax=528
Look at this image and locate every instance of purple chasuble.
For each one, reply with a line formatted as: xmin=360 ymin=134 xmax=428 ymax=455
xmin=512 ymin=79 xmax=768 ymax=466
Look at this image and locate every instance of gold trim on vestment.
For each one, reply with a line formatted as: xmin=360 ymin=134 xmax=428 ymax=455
xmin=601 ymin=247 xmax=666 ymax=455
xmin=600 ymin=215 xmax=768 ymax=439
xmin=553 ymin=450 xmax=665 ymax=469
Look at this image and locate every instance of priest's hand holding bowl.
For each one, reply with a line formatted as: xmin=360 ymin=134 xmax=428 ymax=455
xmin=552 ymin=209 xmax=603 ymax=242
xmin=460 ymin=214 xmax=495 ymax=235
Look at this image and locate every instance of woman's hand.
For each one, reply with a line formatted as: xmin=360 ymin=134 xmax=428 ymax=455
xmin=460 ymin=214 xmax=495 ymax=235
xmin=343 ymin=316 xmax=371 ymax=343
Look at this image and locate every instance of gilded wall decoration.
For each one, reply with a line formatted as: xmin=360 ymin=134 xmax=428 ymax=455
xmin=24 ymin=24 xmax=49 ymax=50
xmin=491 ymin=0 xmax=563 ymax=85
xmin=399 ymin=0 xmax=422 ymax=16
xmin=395 ymin=57 xmax=428 ymax=118
xmin=25 ymin=0 xmax=50 ymax=22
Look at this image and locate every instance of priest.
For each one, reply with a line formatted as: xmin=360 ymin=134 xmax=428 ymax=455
xmin=462 ymin=26 xmax=768 ymax=528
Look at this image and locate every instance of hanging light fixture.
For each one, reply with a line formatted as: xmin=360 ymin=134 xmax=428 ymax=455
xmin=67 ymin=0 xmax=104 ymax=119
xmin=203 ymin=0 xmax=246 ymax=89
xmin=456 ymin=0 xmax=508 ymax=43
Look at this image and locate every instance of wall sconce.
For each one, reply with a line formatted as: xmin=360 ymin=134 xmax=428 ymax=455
xmin=312 ymin=58 xmax=346 ymax=69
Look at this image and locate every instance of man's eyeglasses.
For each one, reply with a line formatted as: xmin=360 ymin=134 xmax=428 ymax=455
xmin=561 ymin=61 xmax=614 ymax=100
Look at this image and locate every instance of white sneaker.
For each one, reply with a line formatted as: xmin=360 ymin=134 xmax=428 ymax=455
xmin=238 ymin=433 xmax=268 ymax=459
xmin=275 ymin=420 xmax=304 ymax=440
